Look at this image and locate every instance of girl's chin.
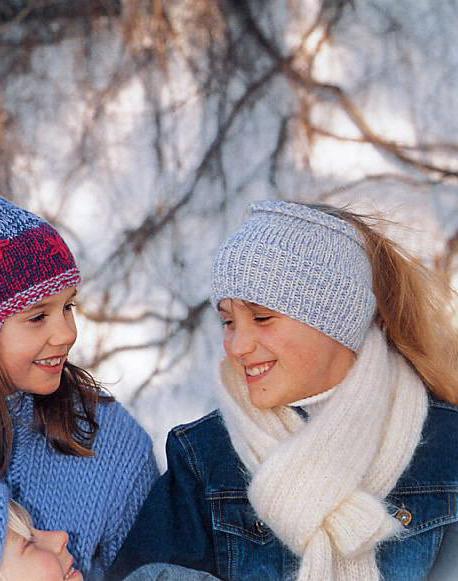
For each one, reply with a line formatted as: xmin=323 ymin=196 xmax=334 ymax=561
xmin=248 ymin=386 xmax=278 ymax=410
xmin=248 ymin=382 xmax=303 ymax=410
xmin=21 ymin=382 xmax=61 ymax=396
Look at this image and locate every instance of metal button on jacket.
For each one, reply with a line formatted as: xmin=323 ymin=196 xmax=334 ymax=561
xmin=395 ymin=508 xmax=413 ymax=527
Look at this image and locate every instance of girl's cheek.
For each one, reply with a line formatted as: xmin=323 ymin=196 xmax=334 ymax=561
xmin=35 ymin=551 xmax=65 ymax=580
xmin=223 ymin=334 xmax=232 ymax=356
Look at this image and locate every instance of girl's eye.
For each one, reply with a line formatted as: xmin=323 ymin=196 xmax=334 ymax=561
xmin=64 ymin=302 xmax=76 ymax=312
xmin=21 ymin=536 xmax=35 ymax=554
xmin=220 ymin=320 xmax=232 ymax=327
xmin=254 ymin=316 xmax=272 ymax=323
xmin=28 ymin=313 xmax=46 ymax=323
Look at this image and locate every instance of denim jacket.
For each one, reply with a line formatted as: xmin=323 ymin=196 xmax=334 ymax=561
xmin=109 ymin=396 xmax=458 ymax=581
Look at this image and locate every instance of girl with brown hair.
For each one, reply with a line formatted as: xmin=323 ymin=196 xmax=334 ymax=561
xmin=0 ymin=196 xmax=159 ymax=578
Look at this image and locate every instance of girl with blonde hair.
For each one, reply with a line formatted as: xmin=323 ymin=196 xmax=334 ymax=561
xmin=0 ymin=500 xmax=81 ymax=580
xmin=111 ymin=200 xmax=458 ymax=580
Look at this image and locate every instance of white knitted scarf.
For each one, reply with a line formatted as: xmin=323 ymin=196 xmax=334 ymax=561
xmin=217 ymin=326 xmax=428 ymax=580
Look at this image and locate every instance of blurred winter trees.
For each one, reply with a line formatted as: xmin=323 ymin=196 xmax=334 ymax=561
xmin=0 ymin=0 xmax=457 ymax=457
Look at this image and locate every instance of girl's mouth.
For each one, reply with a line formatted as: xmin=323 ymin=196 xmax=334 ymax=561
xmin=244 ymin=361 xmax=276 ymax=383
xmin=63 ymin=557 xmax=81 ymax=580
xmin=64 ymin=565 xmax=80 ymax=580
xmin=33 ymin=356 xmax=66 ymax=375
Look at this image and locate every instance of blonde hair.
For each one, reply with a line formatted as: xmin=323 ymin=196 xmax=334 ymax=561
xmin=7 ymin=500 xmax=33 ymax=541
xmin=308 ymin=203 xmax=458 ymax=404
xmin=0 ymin=501 xmax=34 ymax=580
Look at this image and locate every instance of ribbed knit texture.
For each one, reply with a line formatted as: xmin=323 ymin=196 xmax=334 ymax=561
xmin=211 ymin=200 xmax=376 ymax=351
xmin=218 ymin=326 xmax=429 ymax=580
xmin=0 ymin=197 xmax=80 ymax=323
xmin=0 ymin=396 xmax=158 ymax=576
xmin=289 ymin=385 xmax=336 ymax=413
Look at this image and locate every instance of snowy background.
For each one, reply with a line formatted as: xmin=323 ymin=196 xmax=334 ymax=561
xmin=0 ymin=0 xmax=457 ymax=468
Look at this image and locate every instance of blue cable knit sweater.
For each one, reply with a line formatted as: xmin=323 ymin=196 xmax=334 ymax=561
xmin=0 ymin=392 xmax=159 ymax=576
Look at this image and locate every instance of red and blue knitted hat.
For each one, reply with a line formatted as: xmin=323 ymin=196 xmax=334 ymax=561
xmin=0 ymin=197 xmax=81 ymax=324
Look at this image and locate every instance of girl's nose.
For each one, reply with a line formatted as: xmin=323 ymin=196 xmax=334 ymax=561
xmin=33 ymin=529 xmax=69 ymax=555
xmin=225 ymin=327 xmax=256 ymax=359
xmin=49 ymin=316 xmax=77 ymax=348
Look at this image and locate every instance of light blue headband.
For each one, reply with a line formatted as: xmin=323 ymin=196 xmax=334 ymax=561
xmin=211 ymin=200 xmax=376 ymax=351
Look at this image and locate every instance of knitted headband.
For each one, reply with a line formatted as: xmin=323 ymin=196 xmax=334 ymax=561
xmin=0 ymin=197 xmax=81 ymax=324
xmin=211 ymin=200 xmax=376 ymax=351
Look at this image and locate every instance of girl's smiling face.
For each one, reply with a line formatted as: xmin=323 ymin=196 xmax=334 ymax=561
xmin=0 ymin=287 xmax=77 ymax=395
xmin=0 ymin=527 xmax=82 ymax=581
xmin=219 ymin=299 xmax=355 ymax=409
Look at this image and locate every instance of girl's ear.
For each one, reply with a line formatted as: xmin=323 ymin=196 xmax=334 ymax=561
xmin=374 ymin=313 xmax=387 ymax=333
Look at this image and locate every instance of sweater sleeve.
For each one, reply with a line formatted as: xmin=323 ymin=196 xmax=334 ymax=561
xmin=0 ymin=482 xmax=10 ymax=560
xmin=106 ymin=429 xmax=215 ymax=581
xmin=90 ymin=403 xmax=159 ymax=573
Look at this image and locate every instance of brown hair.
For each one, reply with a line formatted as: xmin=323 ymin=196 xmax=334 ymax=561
xmin=308 ymin=203 xmax=458 ymax=404
xmin=0 ymin=362 xmax=113 ymax=477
